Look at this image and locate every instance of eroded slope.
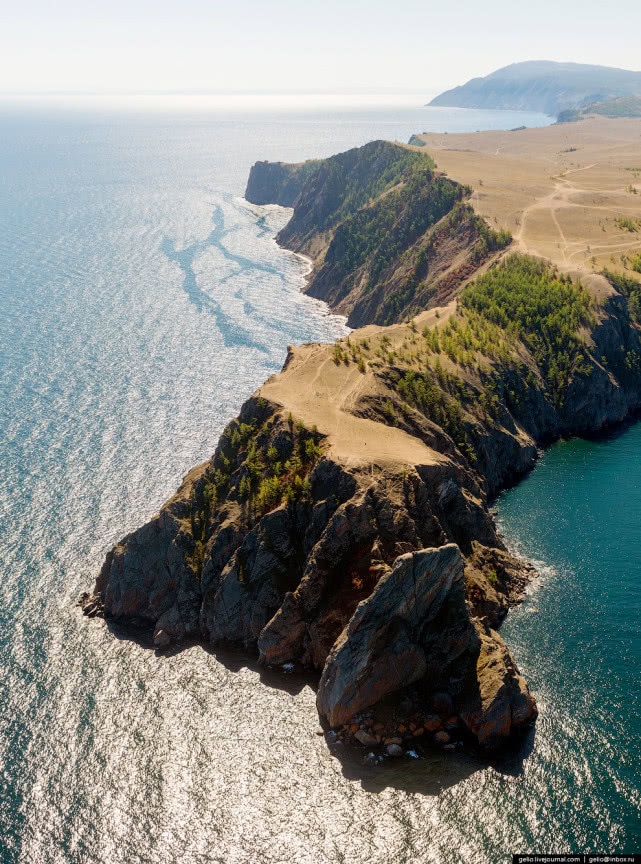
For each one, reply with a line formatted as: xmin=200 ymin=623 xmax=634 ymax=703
xmin=245 ymin=140 xmax=511 ymax=326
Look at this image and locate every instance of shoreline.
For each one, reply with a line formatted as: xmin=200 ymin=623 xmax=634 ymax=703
xmin=85 ymin=135 xmax=641 ymax=759
xmin=238 ymin=195 xmax=351 ymax=334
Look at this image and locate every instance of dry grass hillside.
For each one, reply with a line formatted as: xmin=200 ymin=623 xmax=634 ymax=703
xmin=259 ymin=304 xmax=456 ymax=471
xmin=409 ymin=117 xmax=641 ymax=276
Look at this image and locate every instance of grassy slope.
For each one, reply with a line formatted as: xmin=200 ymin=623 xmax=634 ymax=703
xmin=255 ymin=140 xmax=512 ymax=327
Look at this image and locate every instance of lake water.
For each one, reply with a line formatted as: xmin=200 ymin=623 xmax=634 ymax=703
xmin=495 ymin=427 xmax=641 ymax=854
xmin=6 ymin=94 xmax=634 ymax=864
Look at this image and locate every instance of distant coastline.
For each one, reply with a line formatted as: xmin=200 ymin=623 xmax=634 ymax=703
xmin=429 ymin=60 xmax=641 ymax=119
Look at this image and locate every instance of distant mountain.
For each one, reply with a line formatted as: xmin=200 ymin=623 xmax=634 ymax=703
xmin=429 ymin=61 xmax=641 ymax=117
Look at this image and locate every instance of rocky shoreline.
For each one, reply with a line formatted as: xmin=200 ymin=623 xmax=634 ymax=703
xmin=82 ymin=140 xmax=641 ymax=759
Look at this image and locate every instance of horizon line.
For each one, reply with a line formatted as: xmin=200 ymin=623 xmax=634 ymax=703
xmin=0 ymin=88 xmax=437 ymax=98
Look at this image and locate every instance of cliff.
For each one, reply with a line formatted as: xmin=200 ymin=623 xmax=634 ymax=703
xmin=244 ymin=158 xmax=321 ymax=207
xmin=245 ymin=140 xmax=511 ymax=327
xmin=83 ymin=234 xmax=641 ymax=752
xmin=429 ymin=61 xmax=641 ymax=117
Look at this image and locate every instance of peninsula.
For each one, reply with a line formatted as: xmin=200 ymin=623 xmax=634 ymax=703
xmin=82 ymin=119 xmax=641 ymax=757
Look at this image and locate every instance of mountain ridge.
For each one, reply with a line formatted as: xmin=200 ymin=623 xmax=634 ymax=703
xmin=429 ymin=60 xmax=641 ymax=117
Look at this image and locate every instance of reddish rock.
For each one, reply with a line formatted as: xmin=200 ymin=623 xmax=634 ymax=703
xmin=458 ymin=624 xmax=537 ymax=748
xmin=423 ymin=715 xmax=442 ymax=732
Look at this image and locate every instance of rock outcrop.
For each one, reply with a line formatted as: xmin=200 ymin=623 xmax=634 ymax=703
xmin=316 ymin=545 xmax=473 ymax=726
xmin=245 ymin=159 xmax=320 ymax=208
xmin=458 ymin=624 xmax=537 ymax=748
xmin=84 ymin=140 xmax=641 ymax=755
xmin=315 ymin=544 xmax=537 ymax=745
xmin=94 ymin=463 xmax=206 ymax=645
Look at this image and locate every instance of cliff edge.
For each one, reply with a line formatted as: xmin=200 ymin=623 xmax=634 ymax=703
xmin=83 ymin=152 xmax=641 ymax=753
xmin=245 ymin=140 xmax=511 ymax=328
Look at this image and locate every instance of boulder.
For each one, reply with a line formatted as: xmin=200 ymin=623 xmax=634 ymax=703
xmin=458 ymin=624 xmax=537 ymax=748
xmin=153 ymin=629 xmax=171 ymax=649
xmin=316 ymin=544 xmax=475 ymax=727
xmin=354 ymin=730 xmax=378 ymax=746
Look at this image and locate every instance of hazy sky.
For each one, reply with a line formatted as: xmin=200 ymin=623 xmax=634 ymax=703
xmin=1 ymin=0 xmax=638 ymax=96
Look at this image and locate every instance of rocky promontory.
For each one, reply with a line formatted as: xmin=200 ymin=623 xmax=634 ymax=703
xmin=245 ymin=140 xmax=511 ymax=328
xmin=83 ymin=139 xmax=641 ymax=756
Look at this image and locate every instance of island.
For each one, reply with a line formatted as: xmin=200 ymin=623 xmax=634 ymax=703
xmin=81 ymin=119 xmax=641 ymax=757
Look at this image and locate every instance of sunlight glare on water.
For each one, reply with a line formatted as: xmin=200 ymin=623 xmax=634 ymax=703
xmin=4 ymin=97 xmax=637 ymax=864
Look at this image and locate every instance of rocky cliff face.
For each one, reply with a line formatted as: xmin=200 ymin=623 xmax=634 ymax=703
xmin=92 ymin=463 xmax=206 ymax=644
xmin=84 ymin=388 xmax=536 ymax=748
xmin=84 ymin=255 xmax=641 ymax=753
xmin=245 ymin=140 xmax=511 ymax=327
xmin=316 ymin=545 xmax=474 ymax=726
xmin=244 ymin=159 xmax=321 ymax=208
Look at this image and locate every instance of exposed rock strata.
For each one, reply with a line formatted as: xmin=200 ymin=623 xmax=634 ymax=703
xmin=458 ymin=623 xmax=536 ymax=748
xmin=316 ymin=544 xmax=536 ymax=744
xmin=316 ymin=545 xmax=474 ymax=726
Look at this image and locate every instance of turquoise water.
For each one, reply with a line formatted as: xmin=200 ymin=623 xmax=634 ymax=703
xmin=7 ymin=95 xmax=632 ymax=864
xmin=495 ymin=427 xmax=641 ymax=851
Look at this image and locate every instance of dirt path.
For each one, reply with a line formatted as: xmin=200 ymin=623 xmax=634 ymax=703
xmin=515 ymin=162 xmax=640 ymax=266
xmin=259 ymin=343 xmax=444 ymax=470
xmin=416 ymin=118 xmax=641 ymax=274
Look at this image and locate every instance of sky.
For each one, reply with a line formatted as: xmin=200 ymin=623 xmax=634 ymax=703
xmin=1 ymin=0 xmax=639 ymax=96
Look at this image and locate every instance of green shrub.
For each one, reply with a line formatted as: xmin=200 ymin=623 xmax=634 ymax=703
xmin=461 ymin=255 xmax=594 ymax=402
xmin=604 ymin=269 xmax=641 ymax=322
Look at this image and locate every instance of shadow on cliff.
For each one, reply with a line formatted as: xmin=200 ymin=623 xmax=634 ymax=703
xmin=105 ymin=618 xmax=315 ymax=697
xmin=330 ymin=723 xmax=536 ymax=796
xmin=210 ymin=646 xmax=317 ymax=698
